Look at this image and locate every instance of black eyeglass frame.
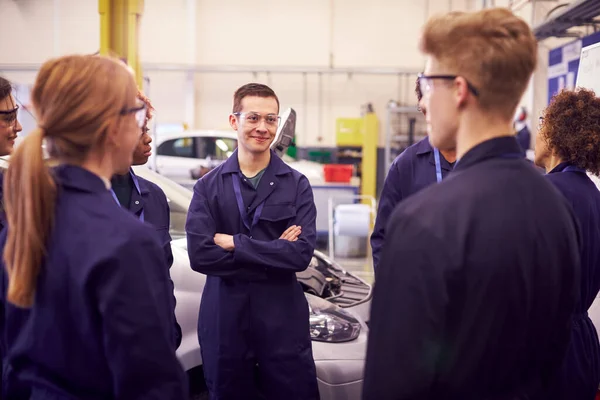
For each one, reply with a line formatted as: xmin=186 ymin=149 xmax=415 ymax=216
xmin=418 ymin=73 xmax=480 ymax=97
xmin=0 ymin=104 xmax=19 ymax=115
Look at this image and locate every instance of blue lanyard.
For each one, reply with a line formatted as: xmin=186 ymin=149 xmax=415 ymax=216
xmin=434 ymin=148 xmax=443 ymax=183
xmin=232 ymin=173 xmax=264 ymax=233
xmin=110 ymin=170 xmax=144 ymax=222
xmin=563 ymin=165 xmax=586 ymax=174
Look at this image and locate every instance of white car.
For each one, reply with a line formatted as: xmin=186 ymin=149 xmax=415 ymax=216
xmin=152 ymin=129 xmax=238 ymax=183
xmin=133 ymin=166 xmax=372 ymax=399
xmin=151 ymin=130 xmax=326 ymax=187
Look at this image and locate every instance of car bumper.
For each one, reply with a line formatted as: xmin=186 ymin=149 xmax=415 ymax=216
xmin=312 ymin=321 xmax=367 ymax=400
xmin=316 ymin=359 xmax=364 ymax=399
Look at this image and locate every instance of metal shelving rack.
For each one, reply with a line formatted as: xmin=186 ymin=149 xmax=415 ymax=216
xmin=384 ymin=104 xmax=426 ymax=177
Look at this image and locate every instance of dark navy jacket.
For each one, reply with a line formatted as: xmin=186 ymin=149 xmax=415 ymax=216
xmin=364 ymin=137 xmax=581 ymax=400
xmin=516 ymin=126 xmax=531 ymax=154
xmin=0 ymin=165 xmax=187 ymax=399
xmin=371 ymin=137 xmax=453 ymax=270
xmin=185 ymin=150 xmax=319 ymax=399
xmin=111 ymin=169 xmax=181 ymax=349
xmin=545 ymin=162 xmax=600 ymax=399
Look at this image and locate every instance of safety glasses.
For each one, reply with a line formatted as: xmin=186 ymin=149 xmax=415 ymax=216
xmin=233 ymin=112 xmax=281 ymax=127
xmin=120 ymin=103 xmax=146 ymax=129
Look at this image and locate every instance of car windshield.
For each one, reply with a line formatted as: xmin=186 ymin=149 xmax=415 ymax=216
xmin=132 ymin=166 xmax=193 ymax=239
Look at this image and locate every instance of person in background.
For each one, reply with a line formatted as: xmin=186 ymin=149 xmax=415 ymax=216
xmin=535 ymin=88 xmax=600 ymax=400
xmin=515 ymin=106 xmax=532 ymax=155
xmin=0 ymin=77 xmax=23 ymax=232
xmin=110 ymin=90 xmax=182 ymax=349
xmin=0 ymin=54 xmax=187 ymax=399
xmin=0 ymin=77 xmax=22 ymax=158
xmin=363 ymin=8 xmax=580 ymax=399
xmin=186 ymin=83 xmax=319 ymax=399
xmin=370 ymin=75 xmax=456 ymax=271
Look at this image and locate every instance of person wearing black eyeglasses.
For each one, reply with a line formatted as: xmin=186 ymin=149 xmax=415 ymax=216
xmin=0 ymin=77 xmax=22 ymax=158
xmin=0 ymin=55 xmax=186 ymax=400
xmin=110 ymin=90 xmax=182 ymax=350
xmin=0 ymin=77 xmax=23 ymax=232
xmin=364 ymin=8 xmax=580 ymax=400
xmin=370 ymin=74 xmax=457 ymax=271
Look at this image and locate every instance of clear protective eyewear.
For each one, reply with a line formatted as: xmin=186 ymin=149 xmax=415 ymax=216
xmin=233 ymin=112 xmax=281 ymax=127
xmin=120 ymin=103 xmax=147 ymax=130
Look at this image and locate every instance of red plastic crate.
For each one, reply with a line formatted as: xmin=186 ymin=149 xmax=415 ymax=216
xmin=323 ymin=164 xmax=353 ymax=183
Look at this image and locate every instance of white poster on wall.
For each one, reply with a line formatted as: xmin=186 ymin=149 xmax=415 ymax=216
xmin=576 ymin=42 xmax=600 ymax=92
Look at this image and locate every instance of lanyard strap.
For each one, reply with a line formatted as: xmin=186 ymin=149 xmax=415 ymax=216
xmin=434 ymin=148 xmax=443 ymax=183
xmin=232 ymin=173 xmax=264 ymax=233
xmin=110 ymin=170 xmax=145 ymax=223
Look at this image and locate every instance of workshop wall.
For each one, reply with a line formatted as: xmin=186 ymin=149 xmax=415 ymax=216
xmin=0 ymin=0 xmax=549 ymax=149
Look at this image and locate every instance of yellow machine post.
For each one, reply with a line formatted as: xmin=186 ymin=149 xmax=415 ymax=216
xmin=98 ymin=0 xmax=145 ymax=88
xmin=360 ymin=112 xmax=378 ymax=206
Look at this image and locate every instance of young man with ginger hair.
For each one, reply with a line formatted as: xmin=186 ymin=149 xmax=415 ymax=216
xmin=363 ymin=8 xmax=581 ymax=399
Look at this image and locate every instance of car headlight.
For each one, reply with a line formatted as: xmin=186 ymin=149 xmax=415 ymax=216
xmin=306 ymin=294 xmax=361 ymax=343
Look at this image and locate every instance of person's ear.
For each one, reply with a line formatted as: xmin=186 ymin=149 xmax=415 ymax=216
xmin=229 ymin=114 xmax=239 ymax=131
xmin=454 ymin=77 xmax=470 ymax=108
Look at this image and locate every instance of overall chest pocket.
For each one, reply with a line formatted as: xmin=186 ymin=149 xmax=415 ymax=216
xmin=259 ymin=204 xmax=297 ymax=234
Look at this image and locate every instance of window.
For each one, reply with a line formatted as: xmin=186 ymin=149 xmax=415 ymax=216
xmin=157 ymin=137 xmax=196 ymax=158
xmin=157 ymin=136 xmax=237 ymax=160
xmin=195 ymin=137 xmax=237 ymax=160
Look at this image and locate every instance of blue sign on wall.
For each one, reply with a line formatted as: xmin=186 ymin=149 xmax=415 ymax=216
xmin=548 ymin=31 xmax=600 ymax=105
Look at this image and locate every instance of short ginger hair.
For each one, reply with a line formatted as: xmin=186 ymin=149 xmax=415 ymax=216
xmin=419 ymin=8 xmax=537 ymax=120
xmin=541 ymin=88 xmax=600 ymax=175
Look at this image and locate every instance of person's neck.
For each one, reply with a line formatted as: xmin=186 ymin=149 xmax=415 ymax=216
xmin=440 ymin=149 xmax=457 ymax=163
xmin=81 ymin=157 xmax=114 ymax=189
xmin=238 ymin=147 xmax=271 ymax=177
xmin=455 ymin=112 xmax=515 ymax=159
xmin=543 ymin=154 xmax=564 ymax=173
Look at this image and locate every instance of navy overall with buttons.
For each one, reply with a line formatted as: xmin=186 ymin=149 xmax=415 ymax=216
xmin=110 ymin=168 xmax=181 ymax=348
xmin=545 ymin=162 xmax=600 ymax=399
xmin=186 ymin=149 xmax=319 ymax=400
xmin=0 ymin=165 xmax=187 ymax=399
xmin=371 ymin=137 xmax=454 ymax=270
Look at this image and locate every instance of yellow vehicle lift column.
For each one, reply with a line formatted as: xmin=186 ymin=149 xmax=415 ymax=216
xmin=98 ymin=0 xmax=145 ymax=87
xmin=361 ymin=112 xmax=378 ymax=205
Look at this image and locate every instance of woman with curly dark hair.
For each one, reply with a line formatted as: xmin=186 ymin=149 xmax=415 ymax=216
xmin=535 ymin=87 xmax=600 ymax=399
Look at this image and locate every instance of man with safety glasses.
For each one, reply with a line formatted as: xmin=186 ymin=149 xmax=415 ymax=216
xmin=186 ymin=83 xmax=319 ymax=399
xmin=370 ymin=75 xmax=456 ymax=271
xmin=110 ymin=91 xmax=182 ymax=350
xmin=364 ymin=8 xmax=580 ymax=399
